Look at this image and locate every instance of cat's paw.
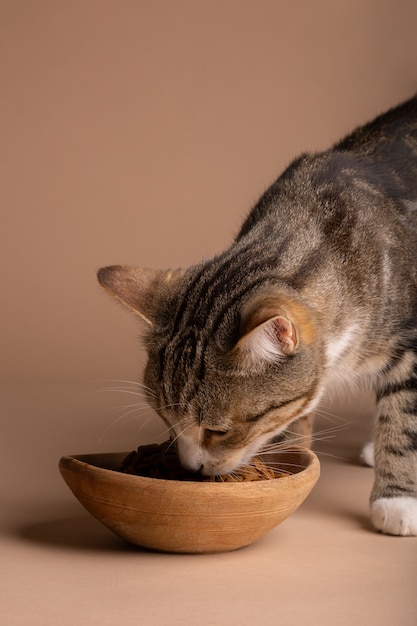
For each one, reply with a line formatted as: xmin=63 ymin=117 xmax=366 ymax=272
xmin=371 ymin=497 xmax=417 ymax=536
xmin=360 ymin=441 xmax=374 ymax=467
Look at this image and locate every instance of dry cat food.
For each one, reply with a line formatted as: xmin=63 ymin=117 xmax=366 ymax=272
xmin=120 ymin=441 xmax=277 ymax=482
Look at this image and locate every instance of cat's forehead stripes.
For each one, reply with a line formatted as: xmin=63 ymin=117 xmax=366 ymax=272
xmin=161 ymin=269 xmax=280 ymax=406
xmin=159 ymin=228 xmax=323 ymax=407
xmin=169 ymin=238 xmax=255 ymax=337
xmin=170 ymin=233 xmax=293 ymax=338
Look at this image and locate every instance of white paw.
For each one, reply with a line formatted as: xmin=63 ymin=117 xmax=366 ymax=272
xmin=360 ymin=441 xmax=374 ymax=467
xmin=371 ymin=497 xmax=417 ymax=536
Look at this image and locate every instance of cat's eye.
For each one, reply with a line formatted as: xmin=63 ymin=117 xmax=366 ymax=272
xmin=203 ymin=428 xmax=229 ymax=438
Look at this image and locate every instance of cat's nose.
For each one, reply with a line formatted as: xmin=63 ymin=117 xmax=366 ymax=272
xmin=199 ymin=464 xmax=214 ymax=477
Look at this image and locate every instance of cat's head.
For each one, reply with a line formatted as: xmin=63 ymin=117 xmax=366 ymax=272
xmin=98 ymin=264 xmax=324 ymax=475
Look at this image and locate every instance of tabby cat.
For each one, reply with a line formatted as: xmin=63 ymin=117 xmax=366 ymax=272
xmin=98 ymin=96 xmax=417 ymax=536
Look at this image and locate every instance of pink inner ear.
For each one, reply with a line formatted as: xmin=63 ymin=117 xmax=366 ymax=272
xmin=264 ymin=316 xmax=297 ymax=354
xmin=271 ymin=316 xmax=297 ymax=351
xmin=235 ymin=313 xmax=298 ymax=367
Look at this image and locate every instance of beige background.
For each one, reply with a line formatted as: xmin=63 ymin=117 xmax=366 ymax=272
xmin=1 ymin=1 xmax=417 ymax=625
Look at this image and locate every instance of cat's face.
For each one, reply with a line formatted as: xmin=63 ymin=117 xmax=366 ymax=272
xmin=144 ymin=356 xmax=320 ymax=475
xmin=98 ymin=265 xmax=323 ymax=475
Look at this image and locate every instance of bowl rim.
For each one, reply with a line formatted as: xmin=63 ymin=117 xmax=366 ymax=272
xmin=59 ymin=446 xmax=320 ymax=491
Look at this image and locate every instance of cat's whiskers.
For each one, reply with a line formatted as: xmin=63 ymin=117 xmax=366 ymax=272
xmin=97 ymin=403 xmax=158 ymax=444
xmin=98 ymin=378 xmax=159 ymax=400
xmin=158 ymin=413 xmax=195 ymax=441
xmin=92 ymin=379 xmax=166 ymax=443
xmin=264 ymin=422 xmax=348 ymax=448
xmin=102 ymin=377 xmax=156 ymax=391
xmin=259 ymin=454 xmax=307 ymax=470
xmin=314 ymin=405 xmax=351 ymax=425
xmin=165 ymin=418 xmax=197 ymax=452
xmin=258 ymin=422 xmax=351 ymax=464
xmin=100 ymin=378 xmax=202 ymax=447
xmin=261 ymin=444 xmax=349 ymax=464
xmin=99 ymin=385 xmax=156 ymax=398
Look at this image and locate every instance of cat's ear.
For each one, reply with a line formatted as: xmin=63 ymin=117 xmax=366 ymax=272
xmin=97 ymin=265 xmax=182 ymax=326
xmin=235 ymin=300 xmax=300 ymax=367
xmin=236 ymin=314 xmax=298 ymax=365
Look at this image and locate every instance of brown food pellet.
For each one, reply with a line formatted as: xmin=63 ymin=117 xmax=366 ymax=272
xmin=119 ymin=441 xmax=278 ymax=482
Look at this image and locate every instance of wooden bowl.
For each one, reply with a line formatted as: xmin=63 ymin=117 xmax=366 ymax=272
xmin=59 ymin=447 xmax=320 ymax=554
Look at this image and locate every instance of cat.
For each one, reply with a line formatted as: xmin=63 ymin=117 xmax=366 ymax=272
xmin=98 ymin=95 xmax=417 ymax=536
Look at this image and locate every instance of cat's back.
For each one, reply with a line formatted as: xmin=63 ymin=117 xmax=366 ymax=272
xmin=231 ymin=96 xmax=417 ymax=334
xmin=335 ymin=95 xmax=417 ymax=208
xmin=238 ymin=95 xmax=417 ymax=241
xmin=335 ymin=96 xmax=417 ymax=161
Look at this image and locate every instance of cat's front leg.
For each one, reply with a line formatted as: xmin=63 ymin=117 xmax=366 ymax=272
xmin=371 ymin=374 xmax=417 ymax=536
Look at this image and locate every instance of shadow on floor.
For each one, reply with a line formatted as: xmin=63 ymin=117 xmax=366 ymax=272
xmin=16 ymin=513 xmax=141 ymax=553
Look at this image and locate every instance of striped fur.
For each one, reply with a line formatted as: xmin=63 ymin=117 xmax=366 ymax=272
xmin=98 ymin=96 xmax=417 ymax=535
